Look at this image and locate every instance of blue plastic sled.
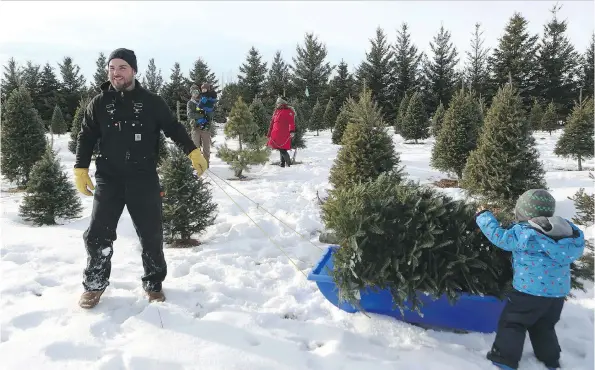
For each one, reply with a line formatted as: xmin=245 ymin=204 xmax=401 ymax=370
xmin=308 ymin=245 xmax=506 ymax=333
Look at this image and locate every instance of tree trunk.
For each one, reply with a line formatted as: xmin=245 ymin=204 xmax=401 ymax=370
xmin=237 ymin=134 xmax=244 ymax=178
xmin=578 ymin=155 xmax=583 ymax=171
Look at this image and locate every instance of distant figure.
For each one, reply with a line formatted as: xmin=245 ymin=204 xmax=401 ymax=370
xmin=73 ymin=48 xmax=207 ymax=309
xmin=267 ymin=97 xmax=296 ymax=167
xmin=187 ymin=83 xmax=217 ymax=168
xmin=475 ymin=189 xmax=585 ymax=370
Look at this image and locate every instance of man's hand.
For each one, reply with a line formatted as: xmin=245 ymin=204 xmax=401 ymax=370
xmin=73 ymin=168 xmax=95 ymax=196
xmin=290 ymin=132 xmax=295 ymax=139
xmin=188 ymin=148 xmax=208 ymax=176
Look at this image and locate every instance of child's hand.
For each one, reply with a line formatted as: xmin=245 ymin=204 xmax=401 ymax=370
xmin=475 ymin=204 xmax=489 ymax=218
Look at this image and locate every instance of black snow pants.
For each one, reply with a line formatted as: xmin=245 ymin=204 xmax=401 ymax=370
xmin=487 ymin=289 xmax=564 ymax=369
xmin=82 ymin=172 xmax=166 ymax=293
xmin=279 ymin=149 xmax=291 ymax=167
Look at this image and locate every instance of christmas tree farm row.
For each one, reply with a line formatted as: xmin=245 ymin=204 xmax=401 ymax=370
xmin=2 ymin=5 xmax=592 ymax=139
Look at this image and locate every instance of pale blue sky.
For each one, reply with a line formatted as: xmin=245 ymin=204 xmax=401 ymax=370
xmin=1 ymin=1 xmax=593 ymax=87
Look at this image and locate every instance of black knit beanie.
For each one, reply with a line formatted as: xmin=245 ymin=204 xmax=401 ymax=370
xmin=108 ymin=48 xmax=137 ymax=72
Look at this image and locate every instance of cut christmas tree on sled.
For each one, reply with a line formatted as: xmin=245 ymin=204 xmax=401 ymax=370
xmin=316 ymin=174 xmax=515 ymax=333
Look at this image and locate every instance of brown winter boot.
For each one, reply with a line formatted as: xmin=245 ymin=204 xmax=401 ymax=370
xmin=79 ymin=289 xmax=105 ymax=309
xmin=146 ymin=290 xmax=166 ymax=303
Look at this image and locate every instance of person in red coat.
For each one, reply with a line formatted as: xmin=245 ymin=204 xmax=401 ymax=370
xmin=267 ymin=97 xmax=296 ymax=167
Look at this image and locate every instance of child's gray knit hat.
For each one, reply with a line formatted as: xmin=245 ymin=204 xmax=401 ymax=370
xmin=514 ymin=189 xmax=556 ymax=222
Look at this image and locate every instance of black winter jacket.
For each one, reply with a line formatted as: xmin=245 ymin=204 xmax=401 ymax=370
xmin=74 ymin=80 xmax=197 ymax=176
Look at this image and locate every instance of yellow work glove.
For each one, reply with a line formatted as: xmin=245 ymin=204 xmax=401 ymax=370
xmin=73 ymin=168 xmax=95 ymax=196
xmin=188 ymin=148 xmax=207 ymax=176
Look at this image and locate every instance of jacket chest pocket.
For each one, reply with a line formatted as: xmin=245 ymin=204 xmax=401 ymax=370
xmin=127 ymin=117 xmax=158 ymax=162
xmin=128 ymin=119 xmax=147 ymax=142
xmin=100 ymin=103 xmax=125 ymax=139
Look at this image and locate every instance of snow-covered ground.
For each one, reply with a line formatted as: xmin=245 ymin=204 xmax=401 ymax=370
xmin=1 ymin=128 xmax=593 ymax=370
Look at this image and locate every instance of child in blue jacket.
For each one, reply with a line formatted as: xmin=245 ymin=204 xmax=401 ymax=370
xmin=475 ymin=189 xmax=585 ymax=370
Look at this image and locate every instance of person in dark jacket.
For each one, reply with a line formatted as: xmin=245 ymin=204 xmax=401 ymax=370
xmin=187 ymin=83 xmax=217 ymax=167
xmin=475 ymin=189 xmax=585 ymax=370
xmin=73 ymin=48 xmax=208 ymax=309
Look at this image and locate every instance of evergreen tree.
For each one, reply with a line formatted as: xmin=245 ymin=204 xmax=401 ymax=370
xmin=58 ymin=56 xmax=86 ymax=123
xmin=68 ymin=96 xmax=92 ymax=154
xmin=488 ymin=13 xmax=539 ymax=109
xmin=18 ymin=147 xmax=82 ymax=226
xmin=265 ymin=51 xmax=290 ymax=105
xmin=329 ymin=89 xmax=404 ymax=192
xmin=535 ymin=4 xmax=580 ymax=117
xmin=216 ymin=97 xmax=270 ymax=178
xmin=287 ymin=98 xmax=307 ymax=161
xmin=422 ymin=25 xmax=459 ymax=113
xmin=393 ymin=23 xmax=422 ymax=113
xmin=291 ymin=33 xmax=333 ymax=105
xmin=156 ymin=133 xmax=169 ymax=168
xmin=160 ymin=145 xmax=217 ymax=246
xmin=528 ymin=98 xmax=544 ymax=131
xmin=328 ymin=60 xmax=357 ymax=109
xmin=93 ymin=52 xmax=108 ymax=90
xmin=1 ymin=57 xmax=22 ymax=104
xmin=554 ymin=96 xmax=594 ymax=171
xmin=188 ymin=58 xmax=219 ymax=92
xmin=161 ymin=62 xmax=189 ymax=119
xmin=216 ymin=82 xmax=242 ymax=120
xmin=332 ymin=101 xmax=350 ymax=145
xmin=464 ymin=23 xmax=491 ymax=100
xmin=430 ymin=101 xmax=446 ymax=137
xmin=541 ymin=101 xmax=559 ymax=134
xmin=249 ymin=97 xmax=271 ymax=137
xmin=309 ymin=99 xmax=325 ymax=135
xmin=21 ymin=61 xmax=42 ymax=109
xmin=401 ymin=91 xmax=429 ymax=143
xmin=1 ymin=86 xmax=47 ymax=187
xmin=431 ymin=88 xmax=483 ymax=179
xmin=37 ymin=63 xmax=61 ymax=125
xmin=237 ymin=46 xmax=268 ymax=103
xmin=50 ymin=105 xmax=68 ymax=135
xmin=322 ymin=97 xmax=338 ymax=131
xmin=461 ymin=83 xmax=546 ymax=210
xmin=395 ymin=90 xmax=411 ymax=134
xmin=142 ymin=58 xmax=164 ymax=94
xmin=356 ymin=27 xmax=394 ymax=119
xmin=579 ymin=34 xmax=594 ymax=99
xmin=568 ymin=181 xmax=594 ymax=292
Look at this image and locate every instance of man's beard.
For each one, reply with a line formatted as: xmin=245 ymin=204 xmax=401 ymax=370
xmin=112 ymin=77 xmax=134 ymax=91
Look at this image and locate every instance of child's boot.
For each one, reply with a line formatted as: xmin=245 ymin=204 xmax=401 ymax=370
xmin=491 ymin=362 xmax=515 ymax=370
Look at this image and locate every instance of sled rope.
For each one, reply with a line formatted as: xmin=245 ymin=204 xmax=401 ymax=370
xmin=205 ymin=170 xmax=310 ymax=278
xmin=156 ymin=306 xmax=164 ymax=329
xmin=206 ymin=169 xmax=324 ymax=252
